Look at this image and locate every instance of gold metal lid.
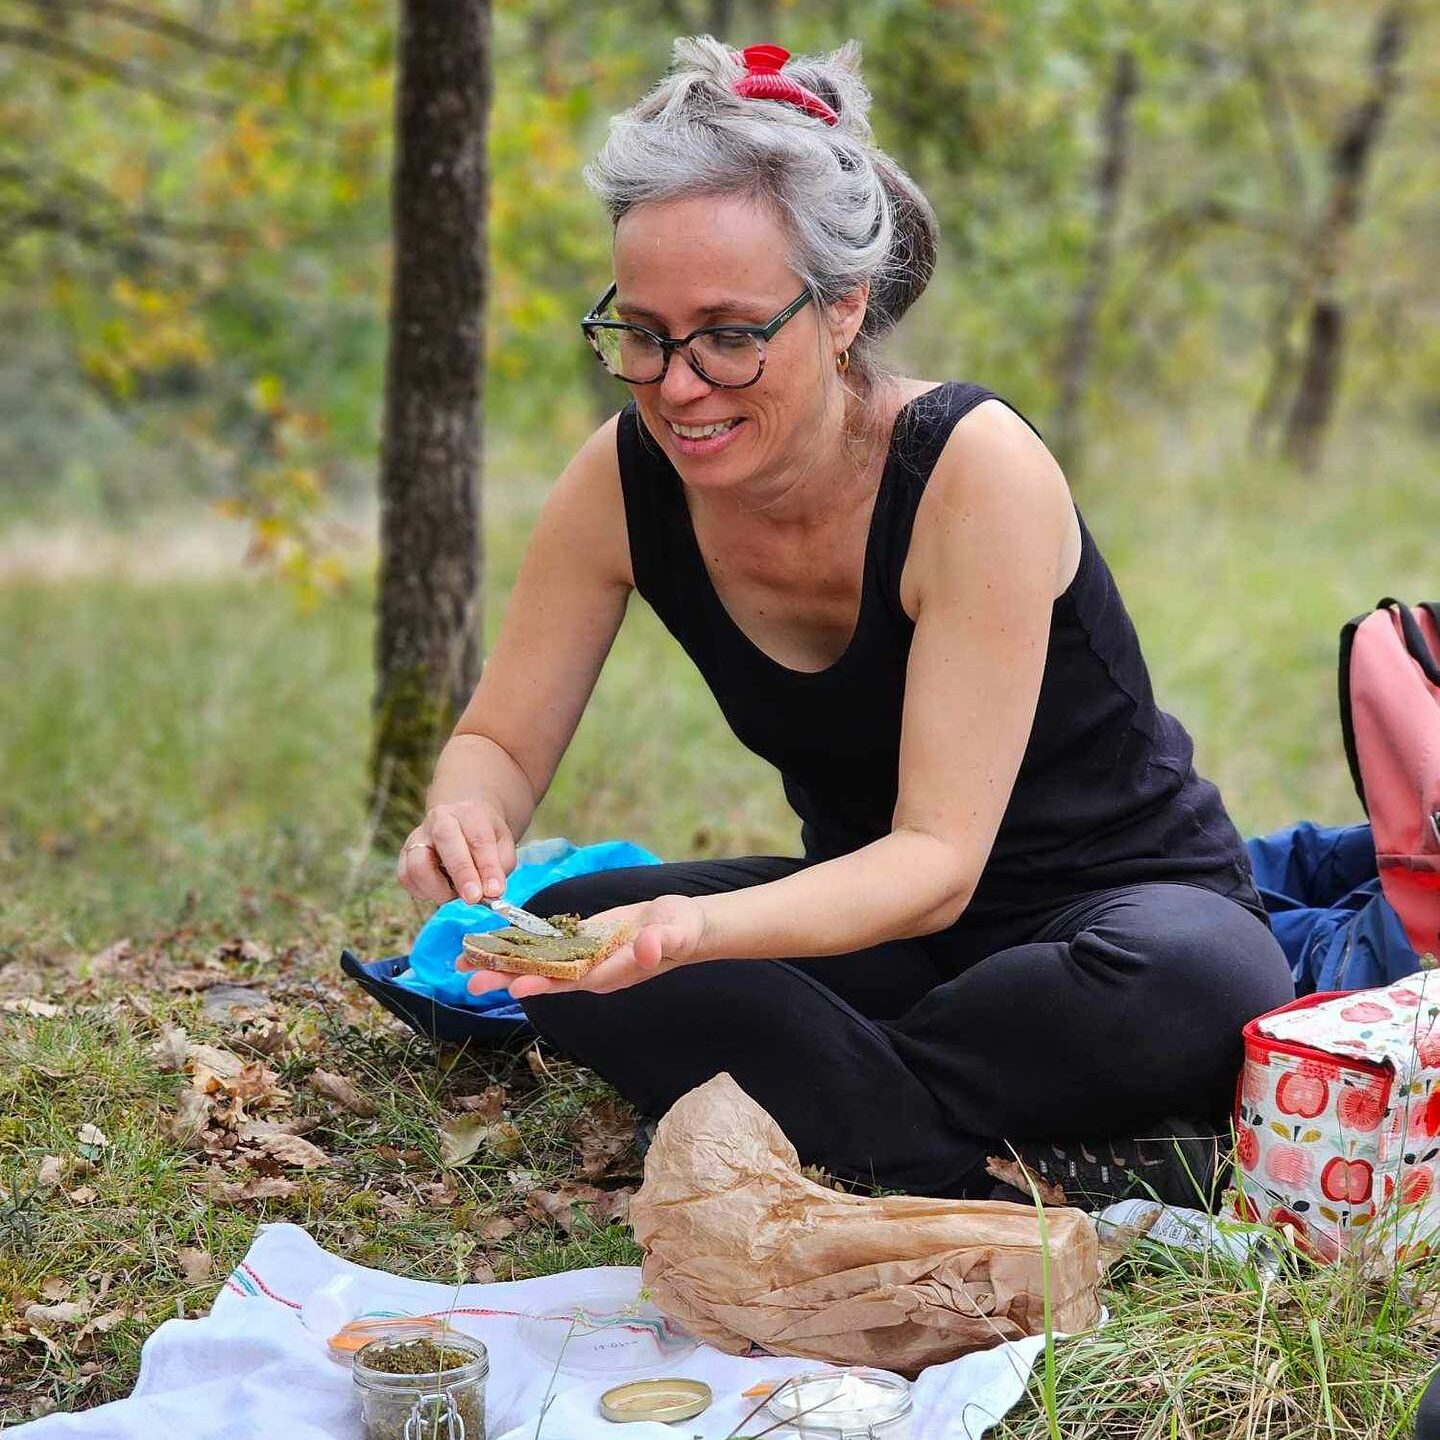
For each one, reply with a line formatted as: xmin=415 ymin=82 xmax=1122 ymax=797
xmin=599 ymin=1377 xmax=713 ymax=1423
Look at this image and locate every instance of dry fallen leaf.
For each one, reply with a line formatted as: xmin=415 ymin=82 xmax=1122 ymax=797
xmin=77 ymin=1124 xmax=109 ymax=1152
xmin=150 ymin=1024 xmax=191 ymax=1073
xmin=208 ymin=1175 xmax=300 ymax=1202
xmin=87 ymin=940 xmax=134 ymax=976
xmin=188 ymin=1046 xmax=290 ymax=1131
xmin=37 ymin=1156 xmax=66 ymax=1188
xmin=215 ymin=937 xmax=273 ymax=965
xmin=469 ymin=1259 xmax=497 ymax=1284
xmin=0 ymin=961 xmax=45 ymax=1001
xmin=454 ymin=1086 xmax=508 ymax=1122
xmin=984 ymin=1156 xmax=1069 ymax=1206
xmin=237 ymin=1121 xmax=328 ymax=1169
xmin=222 ymin=1062 xmax=287 ymax=1109
xmin=186 ymin=1043 xmax=246 ymax=1081
xmin=524 ymin=1182 xmax=630 ymax=1234
xmin=24 ymin=1301 xmax=88 ymax=1329
xmin=1 ymin=998 xmax=61 ymax=1018
xmin=440 ymin=1116 xmax=525 ymax=1168
xmin=573 ymin=1097 xmax=637 ymax=1179
xmin=421 ymin=1176 xmax=460 ymax=1206
xmin=177 ymin=1247 xmax=213 ymax=1285
xmin=308 ymin=1069 xmax=378 ymax=1119
xmin=66 ymin=1186 xmax=98 ymax=1205
xmin=440 ymin=1115 xmax=489 ymax=1168
xmin=487 ymin=1121 xmax=524 ymax=1160
xmin=474 ymin=1214 xmax=515 ymax=1243
xmin=526 ymin=1188 xmax=594 ymax=1233
xmin=39 ymin=1277 xmax=71 ymax=1301
xmin=79 ymin=1308 xmax=130 ymax=1339
xmin=506 ymin=1168 xmax=539 ymax=1197
xmin=170 ymin=1090 xmax=212 ymax=1149
xmin=591 ymin=1187 xmax=634 ymax=1227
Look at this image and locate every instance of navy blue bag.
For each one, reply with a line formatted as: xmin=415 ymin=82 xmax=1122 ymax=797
xmin=341 ymin=837 xmax=661 ymax=1048
xmin=1246 ymin=820 xmax=1419 ymax=995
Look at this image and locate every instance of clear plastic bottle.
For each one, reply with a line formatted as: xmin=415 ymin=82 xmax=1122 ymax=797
xmin=1095 ymin=1199 xmax=1269 ymax=1266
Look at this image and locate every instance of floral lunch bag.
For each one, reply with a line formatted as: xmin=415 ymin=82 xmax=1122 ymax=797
xmin=1228 ymin=970 xmax=1440 ymax=1263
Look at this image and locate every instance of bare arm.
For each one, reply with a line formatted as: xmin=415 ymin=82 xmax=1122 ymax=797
xmin=399 ymin=415 xmax=633 ymax=904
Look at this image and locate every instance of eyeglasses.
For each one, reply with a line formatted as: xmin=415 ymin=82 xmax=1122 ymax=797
xmin=580 ymin=283 xmax=814 ymax=388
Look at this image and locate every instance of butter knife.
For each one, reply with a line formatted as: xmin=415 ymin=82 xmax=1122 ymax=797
xmin=486 ymin=897 xmax=564 ymax=938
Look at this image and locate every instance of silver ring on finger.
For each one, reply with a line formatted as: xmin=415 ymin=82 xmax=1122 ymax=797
xmin=403 ymin=841 xmax=434 ymax=855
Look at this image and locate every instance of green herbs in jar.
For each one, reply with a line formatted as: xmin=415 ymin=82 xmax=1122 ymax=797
xmin=352 ymin=1332 xmax=488 ymax=1440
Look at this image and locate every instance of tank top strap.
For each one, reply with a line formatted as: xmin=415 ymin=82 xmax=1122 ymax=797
xmin=869 ymin=381 xmax=1048 ymax=639
xmin=615 ymin=402 xmax=696 ymax=631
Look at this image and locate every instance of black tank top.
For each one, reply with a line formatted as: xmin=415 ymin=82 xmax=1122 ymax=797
xmin=616 ymin=382 xmax=1261 ymax=921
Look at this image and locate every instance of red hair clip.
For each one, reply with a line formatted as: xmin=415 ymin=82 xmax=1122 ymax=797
xmin=732 ymin=44 xmax=839 ymax=127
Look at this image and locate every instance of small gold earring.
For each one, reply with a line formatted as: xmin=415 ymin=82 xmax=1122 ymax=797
xmin=835 ymin=349 xmax=850 ymax=375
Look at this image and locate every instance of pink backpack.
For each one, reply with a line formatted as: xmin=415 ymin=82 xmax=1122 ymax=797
xmin=1339 ymin=599 xmax=1440 ymax=966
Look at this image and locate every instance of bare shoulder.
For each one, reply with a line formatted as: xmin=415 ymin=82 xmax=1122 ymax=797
xmin=532 ymin=411 xmax=633 ymax=591
xmin=902 ymin=393 xmax=1078 ymax=609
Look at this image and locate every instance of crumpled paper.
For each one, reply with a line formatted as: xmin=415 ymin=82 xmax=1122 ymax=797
xmin=629 ymin=1073 xmax=1102 ymax=1374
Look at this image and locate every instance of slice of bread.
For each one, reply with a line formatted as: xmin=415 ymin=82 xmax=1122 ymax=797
xmin=460 ymin=917 xmax=633 ymax=981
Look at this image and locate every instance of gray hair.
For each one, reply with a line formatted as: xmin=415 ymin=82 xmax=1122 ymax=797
xmin=584 ymin=36 xmax=938 ymax=409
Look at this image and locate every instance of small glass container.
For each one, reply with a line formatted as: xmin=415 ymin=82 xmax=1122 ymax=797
xmin=764 ymin=1368 xmax=913 ymax=1440
xmin=352 ymin=1332 xmax=488 ymax=1440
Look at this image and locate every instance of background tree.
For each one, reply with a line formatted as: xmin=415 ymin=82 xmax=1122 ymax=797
xmin=371 ymin=0 xmax=492 ymax=842
xmin=1278 ymin=0 xmax=1409 ymax=470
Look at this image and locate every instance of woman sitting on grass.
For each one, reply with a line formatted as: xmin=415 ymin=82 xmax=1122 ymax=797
xmin=396 ymin=37 xmax=1294 ymax=1207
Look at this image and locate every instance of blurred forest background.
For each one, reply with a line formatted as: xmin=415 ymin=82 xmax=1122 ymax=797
xmin=3 ymin=0 xmax=1438 ymax=951
xmin=2 ymin=4 xmax=1440 ymax=1427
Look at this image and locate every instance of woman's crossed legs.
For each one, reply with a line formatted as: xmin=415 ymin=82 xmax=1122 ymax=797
xmin=519 ymin=857 xmax=1294 ymax=1197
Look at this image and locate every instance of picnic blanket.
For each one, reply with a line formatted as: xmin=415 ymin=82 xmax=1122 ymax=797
xmin=10 ymin=1222 xmax=1070 ymax=1439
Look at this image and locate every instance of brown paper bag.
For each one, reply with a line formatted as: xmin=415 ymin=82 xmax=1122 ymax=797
xmin=629 ymin=1073 xmax=1102 ymax=1374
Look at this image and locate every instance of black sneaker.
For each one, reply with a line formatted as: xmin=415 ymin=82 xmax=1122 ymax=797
xmin=1008 ymin=1118 xmax=1224 ymax=1210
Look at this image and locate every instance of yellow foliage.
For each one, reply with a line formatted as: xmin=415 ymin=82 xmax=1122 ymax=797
xmin=250 ymin=374 xmax=286 ymax=415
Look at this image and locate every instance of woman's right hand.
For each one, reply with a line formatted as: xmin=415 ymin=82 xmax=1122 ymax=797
xmin=396 ymin=799 xmax=517 ymax=906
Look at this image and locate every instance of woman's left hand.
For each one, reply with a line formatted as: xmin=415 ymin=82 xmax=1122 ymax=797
xmin=456 ymin=894 xmax=710 ymax=1000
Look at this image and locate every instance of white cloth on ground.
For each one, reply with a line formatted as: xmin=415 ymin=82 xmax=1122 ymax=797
xmin=9 ymin=1221 xmax=1065 ymax=1440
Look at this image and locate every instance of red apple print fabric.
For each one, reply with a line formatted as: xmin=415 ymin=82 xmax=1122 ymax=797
xmin=1227 ymin=972 xmax=1440 ymax=1264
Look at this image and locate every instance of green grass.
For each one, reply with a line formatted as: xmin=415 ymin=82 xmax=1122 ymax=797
xmin=994 ymin=1237 xmax=1440 ymax=1438
xmin=2 ymin=412 xmax=1438 ymax=1429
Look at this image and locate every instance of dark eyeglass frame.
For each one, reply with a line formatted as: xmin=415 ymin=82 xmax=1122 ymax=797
xmin=580 ymin=282 xmax=814 ymax=389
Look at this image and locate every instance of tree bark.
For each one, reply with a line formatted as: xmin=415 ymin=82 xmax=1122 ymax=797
xmin=707 ymin=0 xmax=733 ymax=41
xmin=371 ymin=0 xmax=491 ymax=843
xmin=1051 ymin=49 xmax=1137 ymax=477
xmin=1280 ymin=1 xmax=1407 ymax=471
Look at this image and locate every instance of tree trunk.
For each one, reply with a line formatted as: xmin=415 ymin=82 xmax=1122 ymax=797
xmin=1280 ymin=1 xmax=1407 ymax=471
xmin=371 ymin=0 xmax=491 ymax=844
xmin=1051 ymin=48 xmax=1137 ymax=477
xmin=707 ymin=0 xmax=733 ymax=40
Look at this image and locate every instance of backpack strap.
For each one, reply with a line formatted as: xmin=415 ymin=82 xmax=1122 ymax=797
xmin=1338 ymin=606 xmax=1369 ymax=812
xmin=1394 ymin=599 xmax=1440 ymax=685
xmin=1340 ymin=598 xmax=1440 ymax=814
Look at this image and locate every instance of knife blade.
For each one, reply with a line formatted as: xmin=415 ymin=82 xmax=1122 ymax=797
xmin=486 ymin=897 xmax=564 ymax=938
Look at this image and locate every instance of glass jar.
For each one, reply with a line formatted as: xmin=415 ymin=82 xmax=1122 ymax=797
xmin=764 ymin=1368 xmax=913 ymax=1440
xmin=352 ymin=1332 xmax=488 ymax=1440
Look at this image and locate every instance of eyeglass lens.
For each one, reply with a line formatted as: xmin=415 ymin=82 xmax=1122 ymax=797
xmin=590 ymin=327 xmax=762 ymax=386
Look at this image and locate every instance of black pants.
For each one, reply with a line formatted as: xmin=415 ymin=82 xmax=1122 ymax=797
xmin=522 ymin=858 xmax=1295 ymax=1197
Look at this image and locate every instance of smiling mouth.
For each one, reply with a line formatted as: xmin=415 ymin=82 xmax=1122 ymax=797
xmin=667 ymin=418 xmax=743 ymax=440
